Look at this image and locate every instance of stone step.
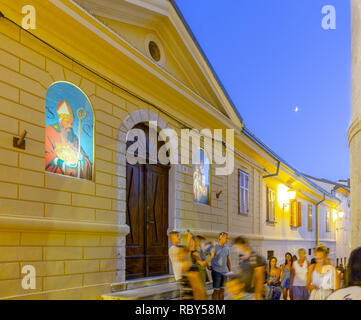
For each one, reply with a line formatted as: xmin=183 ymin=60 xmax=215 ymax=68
xmin=100 ymin=282 xmax=179 ymax=300
xmin=110 ymin=274 xmax=175 ymax=292
xmin=101 ymin=280 xmax=214 ymax=300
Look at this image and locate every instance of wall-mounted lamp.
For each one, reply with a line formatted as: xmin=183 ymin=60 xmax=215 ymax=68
xmin=277 ymin=184 xmax=296 ymax=207
xmin=216 ymin=190 xmax=223 ymax=199
xmin=333 ymin=210 xmax=344 ymax=221
xmin=332 ymin=209 xmax=338 ymax=222
xmin=13 ymin=130 xmax=27 ymax=150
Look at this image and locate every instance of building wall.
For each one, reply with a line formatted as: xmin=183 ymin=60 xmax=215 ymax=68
xmin=260 ymin=181 xmax=337 ymax=264
xmin=305 ymin=177 xmax=351 ymax=264
xmin=0 ymin=13 xmax=261 ymax=299
xmin=335 ymin=191 xmax=351 ymax=265
xmin=0 ymin=19 xmax=163 ymax=299
xmin=350 ymin=0 xmax=361 ymax=250
xmin=318 ymin=204 xmax=337 ymax=263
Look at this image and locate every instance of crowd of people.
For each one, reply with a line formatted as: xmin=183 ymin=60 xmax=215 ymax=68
xmin=168 ymin=230 xmax=361 ymax=300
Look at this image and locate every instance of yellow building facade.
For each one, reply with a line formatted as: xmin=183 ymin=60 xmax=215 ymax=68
xmin=0 ymin=0 xmax=343 ymax=299
xmin=350 ymin=0 xmax=361 ymax=250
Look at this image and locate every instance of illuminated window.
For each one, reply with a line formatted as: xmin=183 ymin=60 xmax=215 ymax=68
xmin=193 ymin=149 xmax=210 ymax=205
xmin=45 ymin=82 xmax=94 ymax=181
xmin=290 ymin=200 xmax=302 ymax=228
xmin=239 ymin=170 xmax=249 ymax=215
xmin=266 ymin=187 xmax=276 ymax=223
xmin=308 ymin=204 xmax=313 ymax=231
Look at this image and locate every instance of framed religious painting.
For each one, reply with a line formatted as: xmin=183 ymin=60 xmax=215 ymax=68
xmin=45 ymin=81 xmax=94 ymax=181
xmin=193 ymin=148 xmax=211 ymax=205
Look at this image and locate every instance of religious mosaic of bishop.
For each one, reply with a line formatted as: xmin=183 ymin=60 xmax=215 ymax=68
xmin=193 ymin=148 xmax=210 ymax=205
xmin=45 ymin=82 xmax=94 ymax=181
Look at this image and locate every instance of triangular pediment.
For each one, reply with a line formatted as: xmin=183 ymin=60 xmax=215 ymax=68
xmin=74 ymin=0 xmax=242 ymax=127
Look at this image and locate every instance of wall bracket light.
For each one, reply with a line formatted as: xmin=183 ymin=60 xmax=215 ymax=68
xmin=13 ymin=130 xmax=27 ymax=150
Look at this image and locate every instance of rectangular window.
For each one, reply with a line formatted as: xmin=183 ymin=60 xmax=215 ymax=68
xmin=308 ymin=204 xmax=313 ymax=231
xmin=326 ymin=211 xmax=331 ymax=232
xmin=238 ymin=170 xmax=249 ymax=215
xmin=266 ymin=187 xmax=276 ymax=223
xmin=290 ymin=200 xmax=302 ymax=228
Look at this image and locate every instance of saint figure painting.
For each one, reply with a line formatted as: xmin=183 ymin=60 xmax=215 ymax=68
xmin=193 ymin=148 xmax=210 ymax=205
xmin=45 ymin=82 xmax=94 ymax=181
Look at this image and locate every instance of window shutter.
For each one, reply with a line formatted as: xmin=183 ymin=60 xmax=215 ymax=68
xmin=266 ymin=187 xmax=269 ymax=221
xmin=245 ymin=188 xmax=249 ymax=213
xmin=290 ymin=200 xmax=294 ymax=226
xmin=297 ymin=201 xmax=302 ymax=227
xmin=271 ymin=190 xmax=275 ymax=222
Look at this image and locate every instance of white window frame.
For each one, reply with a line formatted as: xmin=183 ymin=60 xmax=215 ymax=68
xmin=266 ymin=187 xmax=276 ymax=223
xmin=238 ymin=170 xmax=249 ymax=215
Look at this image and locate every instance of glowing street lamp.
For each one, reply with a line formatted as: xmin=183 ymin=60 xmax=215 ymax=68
xmin=332 ymin=209 xmax=338 ymax=221
xmin=277 ymin=184 xmax=296 ymax=207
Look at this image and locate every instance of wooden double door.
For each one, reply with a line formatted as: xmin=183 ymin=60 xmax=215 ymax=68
xmin=126 ymin=162 xmax=169 ymax=280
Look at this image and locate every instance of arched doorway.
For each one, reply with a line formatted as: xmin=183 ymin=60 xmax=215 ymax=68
xmin=126 ymin=123 xmax=170 ymax=279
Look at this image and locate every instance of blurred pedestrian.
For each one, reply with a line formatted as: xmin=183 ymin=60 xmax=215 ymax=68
xmin=168 ymin=231 xmax=182 ymax=282
xmin=225 ymin=276 xmax=245 ymax=300
xmin=232 ymin=236 xmax=266 ymax=300
xmin=307 ymin=244 xmax=339 ymax=300
xmin=266 ymin=256 xmax=282 ymax=300
xmin=337 ymin=262 xmax=346 ymax=288
xmin=178 ymin=246 xmax=206 ymax=300
xmin=290 ymin=248 xmax=310 ymax=300
xmin=281 ymin=252 xmax=293 ymax=300
xmin=190 ymin=235 xmax=215 ymax=285
xmin=327 ymin=247 xmax=361 ymax=300
xmin=206 ymin=232 xmax=231 ymax=300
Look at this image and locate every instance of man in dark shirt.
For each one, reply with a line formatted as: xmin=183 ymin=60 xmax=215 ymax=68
xmin=233 ymin=236 xmax=266 ymax=300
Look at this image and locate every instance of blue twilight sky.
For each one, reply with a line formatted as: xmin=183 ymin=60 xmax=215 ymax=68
xmin=174 ymin=0 xmax=351 ymax=181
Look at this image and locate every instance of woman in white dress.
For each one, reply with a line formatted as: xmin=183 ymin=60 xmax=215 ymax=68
xmin=307 ymin=245 xmax=339 ymax=300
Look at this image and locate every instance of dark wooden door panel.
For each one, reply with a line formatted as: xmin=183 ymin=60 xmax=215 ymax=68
xmin=126 ymin=123 xmax=170 ymax=280
xmin=126 ymin=256 xmax=146 ymax=280
xmin=126 ymin=163 xmax=145 ymax=280
xmin=145 ymin=164 xmax=169 ymax=277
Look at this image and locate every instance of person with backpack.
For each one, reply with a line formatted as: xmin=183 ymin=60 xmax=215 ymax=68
xmin=232 ymin=236 xmax=266 ymax=300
